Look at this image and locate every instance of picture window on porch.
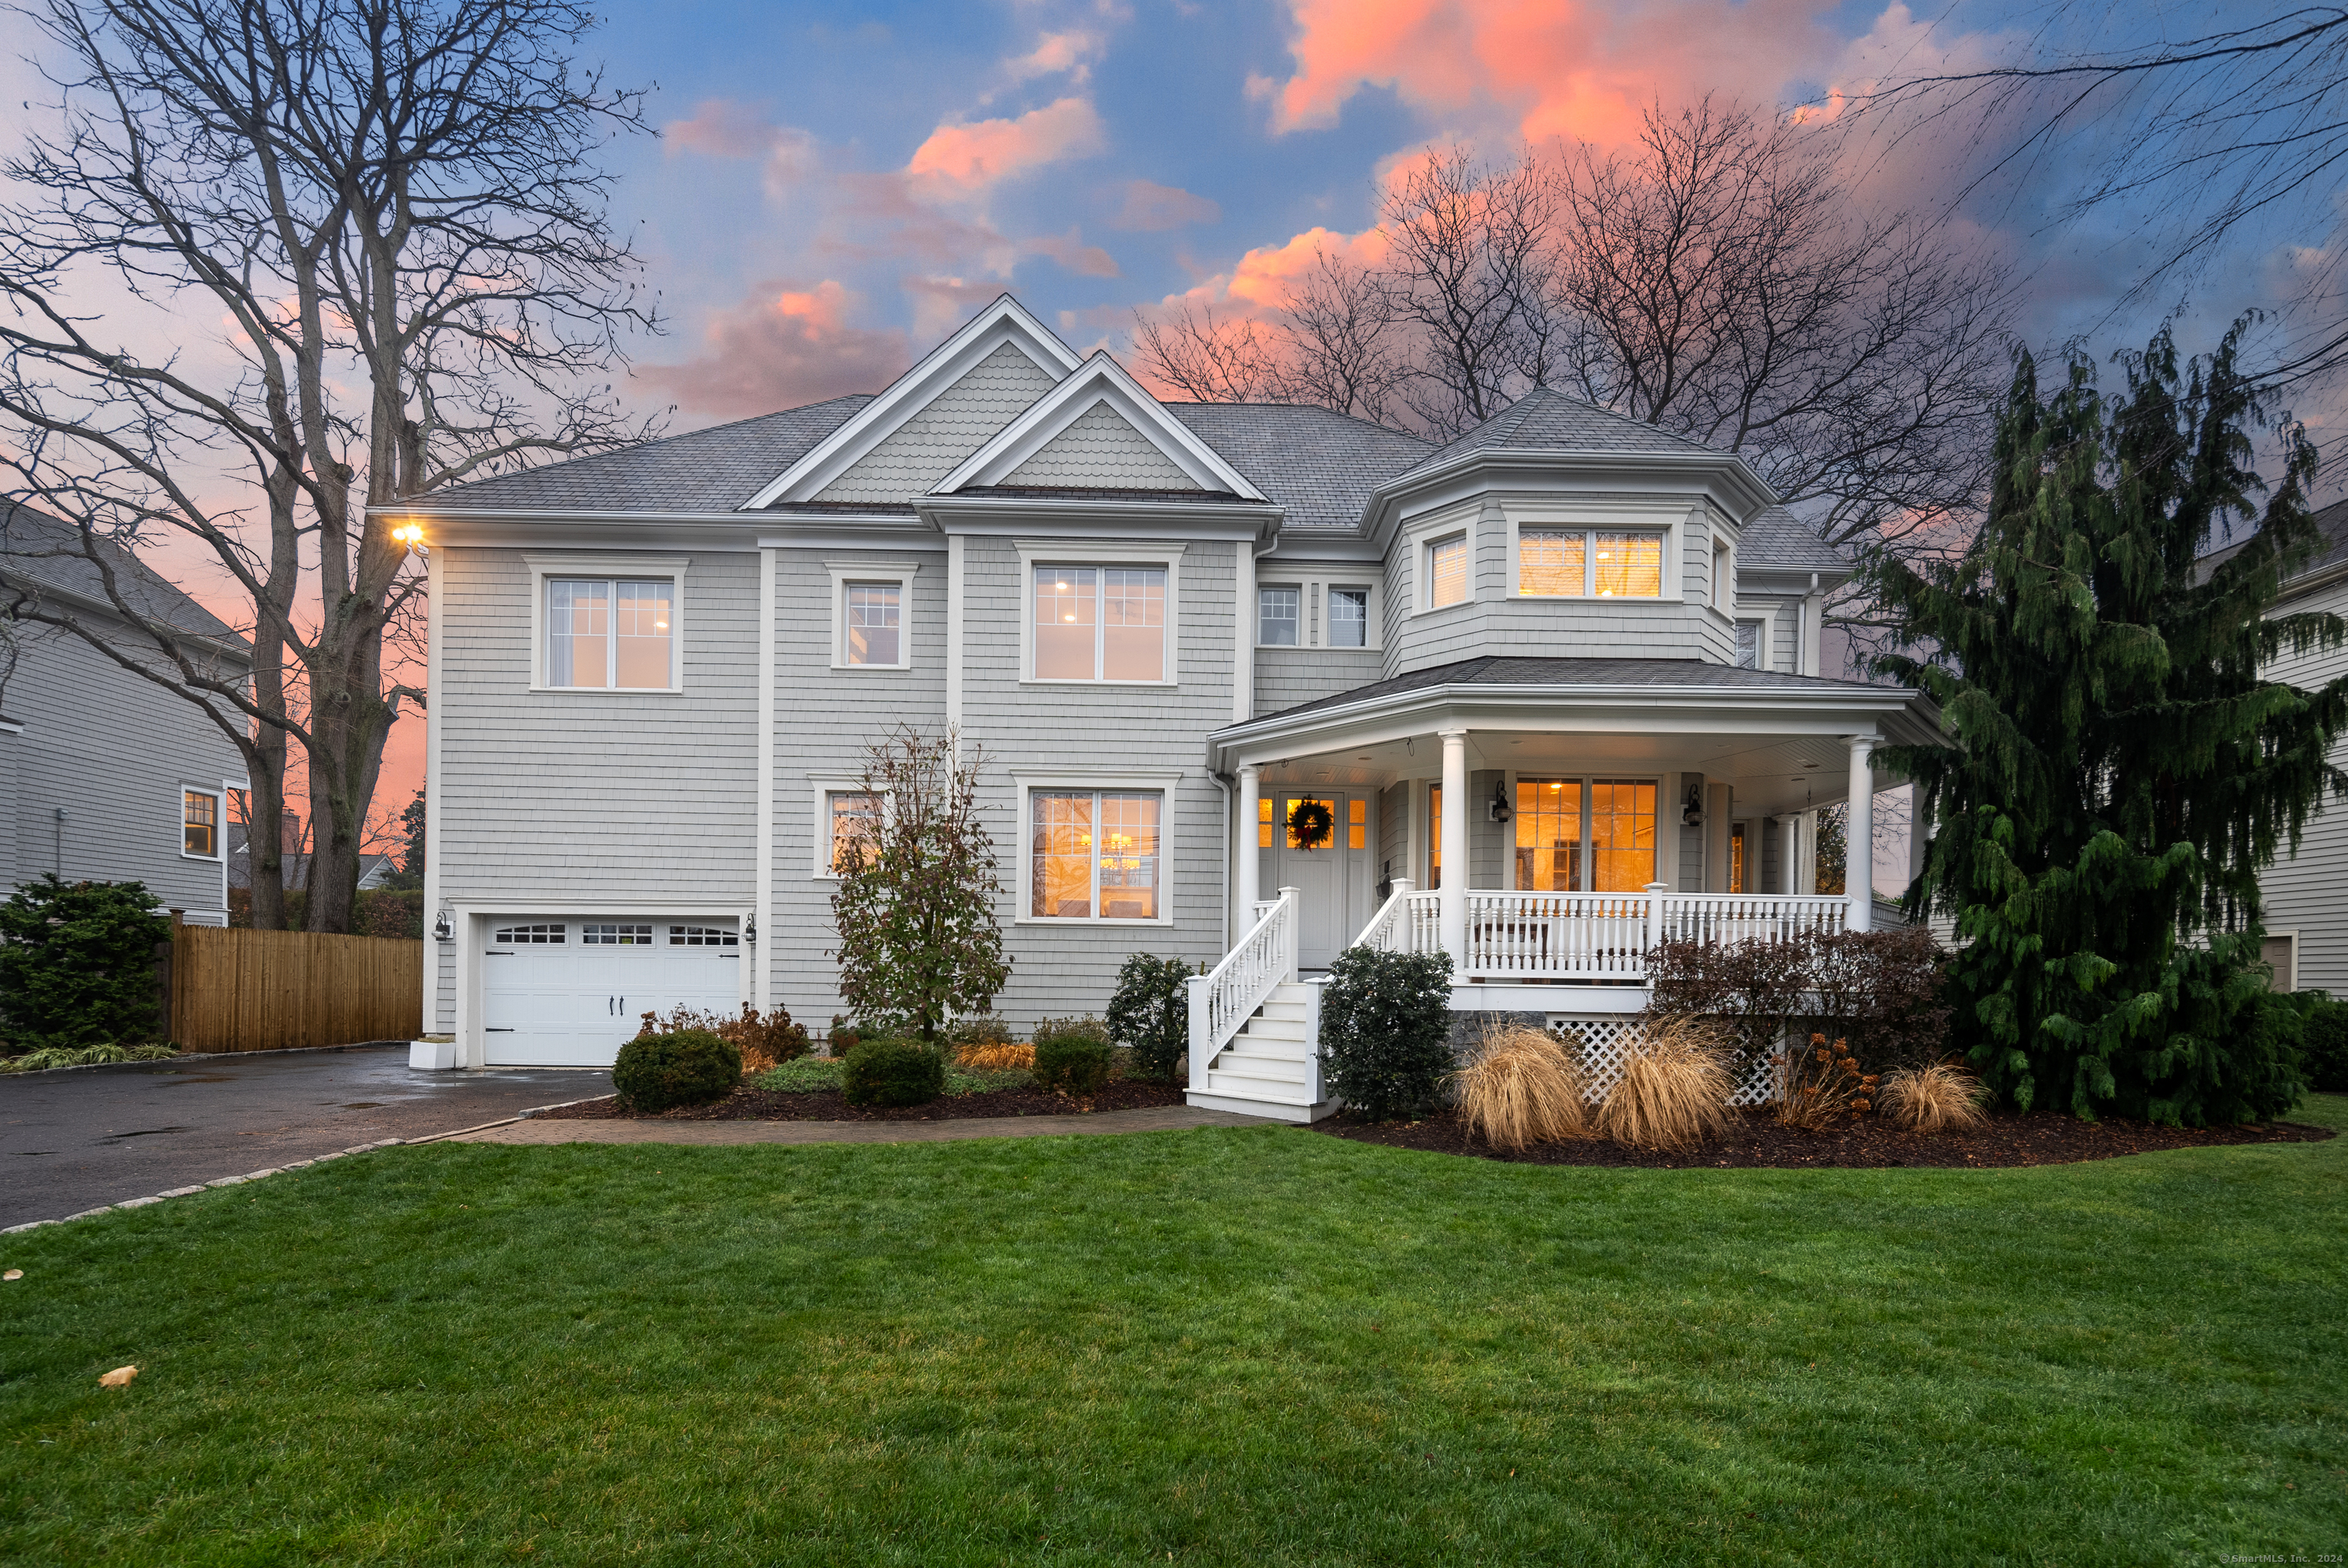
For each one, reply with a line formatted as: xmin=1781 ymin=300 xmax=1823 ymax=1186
xmin=1031 ymin=790 xmax=1162 ymax=920
xmin=1034 ymin=565 xmax=1167 ymax=681
xmin=1328 ymin=588 xmax=1367 ymax=646
xmin=547 ymin=578 xmax=673 ymax=688
xmin=1426 ymin=534 xmax=1469 ymax=607
xmin=1517 ymin=530 xmax=1664 ymax=599
xmin=1257 ymin=586 xmax=1300 ymax=646
xmin=1512 ymin=778 xmax=1659 ymax=891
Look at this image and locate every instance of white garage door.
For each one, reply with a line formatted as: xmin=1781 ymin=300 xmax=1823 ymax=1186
xmin=481 ymin=918 xmax=741 ymax=1067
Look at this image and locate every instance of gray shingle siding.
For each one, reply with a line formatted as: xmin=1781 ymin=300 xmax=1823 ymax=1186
xmin=2252 ymin=567 xmax=2348 ymax=995
xmin=1007 ymin=403 xmax=1200 ymax=489
xmin=816 ymin=343 xmax=1055 ymax=504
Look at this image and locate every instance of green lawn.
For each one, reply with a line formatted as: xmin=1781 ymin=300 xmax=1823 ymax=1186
xmin=5 ymin=1101 xmax=2345 ymax=1566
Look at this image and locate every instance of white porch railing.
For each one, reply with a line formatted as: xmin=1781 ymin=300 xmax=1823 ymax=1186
xmin=1353 ymin=887 xmax=1852 ymax=982
xmin=1187 ymin=886 xmax=1299 ymax=1090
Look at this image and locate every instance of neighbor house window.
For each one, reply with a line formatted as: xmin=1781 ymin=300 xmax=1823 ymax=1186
xmin=827 ymin=792 xmax=880 ymax=874
xmin=1426 ymin=535 xmax=1469 ymax=608
xmin=182 ymin=788 xmax=219 ymax=857
xmin=1517 ymin=530 xmax=1665 ymax=598
xmin=1031 ymin=790 xmax=1162 ymax=919
xmin=1328 ymin=588 xmax=1368 ymax=647
xmin=1258 ymin=586 xmax=1300 ymax=646
xmin=844 ymin=584 xmax=901 ymax=666
xmin=1034 ymin=565 xmax=1167 ymax=681
xmin=548 ymin=578 xmax=673 ymax=688
xmin=1734 ymin=620 xmax=1763 ymax=669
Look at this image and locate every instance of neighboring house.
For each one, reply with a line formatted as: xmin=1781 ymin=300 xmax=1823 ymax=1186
xmin=2206 ymin=495 xmax=2348 ymax=996
xmin=0 ymin=503 xmax=251 ymax=925
xmin=226 ymin=823 xmax=397 ymax=894
xmin=394 ymin=296 xmax=1935 ymax=1113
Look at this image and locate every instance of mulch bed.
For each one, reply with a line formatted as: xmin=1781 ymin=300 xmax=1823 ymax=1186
xmin=1316 ymin=1106 xmax=2335 ymax=1168
xmin=534 ymin=1078 xmax=1188 ymax=1123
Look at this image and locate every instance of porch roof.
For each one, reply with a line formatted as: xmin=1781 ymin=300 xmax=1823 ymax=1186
xmin=1210 ymin=654 xmax=1943 ymax=769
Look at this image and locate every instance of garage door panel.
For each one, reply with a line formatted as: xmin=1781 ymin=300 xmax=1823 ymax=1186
xmin=481 ymin=918 xmax=740 ymax=1067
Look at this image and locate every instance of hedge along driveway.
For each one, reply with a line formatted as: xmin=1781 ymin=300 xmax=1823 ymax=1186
xmin=1 ymin=1100 xmax=2343 ymax=1565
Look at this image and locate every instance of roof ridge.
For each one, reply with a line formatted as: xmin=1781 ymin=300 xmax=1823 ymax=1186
xmin=1162 ymin=400 xmax=1434 ymax=445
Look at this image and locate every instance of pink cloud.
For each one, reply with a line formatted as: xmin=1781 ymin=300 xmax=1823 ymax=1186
xmin=1110 ymin=180 xmax=1221 ymax=232
xmin=1006 ymin=30 xmax=1104 ymax=86
xmin=1023 ymin=226 xmax=1120 ymax=277
xmin=904 ymin=97 xmax=1107 ymax=194
xmin=663 ymin=99 xmax=819 ymax=196
xmin=637 ymin=280 xmax=909 ymax=420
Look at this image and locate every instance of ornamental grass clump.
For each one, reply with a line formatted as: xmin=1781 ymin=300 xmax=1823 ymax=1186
xmin=612 ymin=1028 xmax=741 ymax=1113
xmin=1594 ymin=1016 xmax=1735 ymax=1152
xmin=1776 ymin=1033 xmax=1878 ymax=1130
xmin=955 ymin=1040 xmax=1034 ymax=1071
xmin=1450 ymin=1022 xmax=1585 ymax=1151
xmin=1879 ymin=1061 xmax=1990 ymax=1133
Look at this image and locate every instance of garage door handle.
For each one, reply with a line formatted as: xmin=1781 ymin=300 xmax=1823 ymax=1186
xmin=485 ymin=1027 xmax=516 ymax=1032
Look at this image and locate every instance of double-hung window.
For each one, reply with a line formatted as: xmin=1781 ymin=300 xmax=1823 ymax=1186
xmin=1033 ymin=565 xmax=1167 ymax=681
xmin=1517 ymin=530 xmax=1665 ymax=598
xmin=1030 ymin=789 xmax=1163 ymax=920
xmin=845 ymin=584 xmax=901 ymax=666
xmin=1257 ymin=586 xmax=1300 ymax=646
xmin=1327 ymin=588 xmax=1368 ymax=646
xmin=182 ymin=788 xmax=219 ymax=857
xmin=547 ymin=578 xmax=674 ymax=688
xmin=1426 ymin=535 xmax=1470 ymax=608
xmin=1734 ymin=620 xmax=1763 ymax=669
xmin=825 ymin=792 xmax=880 ymax=875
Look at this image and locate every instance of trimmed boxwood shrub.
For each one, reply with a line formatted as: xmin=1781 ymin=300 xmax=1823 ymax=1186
xmin=842 ymin=1037 xmax=945 ymax=1106
xmin=612 ymin=1028 xmax=741 ymax=1113
xmin=1319 ymin=945 xmax=1455 ymax=1120
xmin=1032 ymin=1016 xmax=1112 ymax=1096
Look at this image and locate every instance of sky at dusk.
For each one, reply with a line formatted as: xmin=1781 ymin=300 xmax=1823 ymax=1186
xmin=1 ymin=0 xmax=2325 ymax=830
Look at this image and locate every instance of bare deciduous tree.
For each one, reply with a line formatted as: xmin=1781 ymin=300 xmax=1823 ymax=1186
xmin=1135 ymin=248 xmax=1405 ymax=425
xmin=0 ymin=0 xmax=657 ymax=931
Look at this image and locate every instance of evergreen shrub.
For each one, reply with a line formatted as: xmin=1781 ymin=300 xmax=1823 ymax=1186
xmin=611 ymin=1028 xmax=741 ymax=1113
xmin=0 ymin=876 xmax=171 ymax=1052
xmin=842 ymin=1037 xmax=945 ymax=1106
xmin=1106 ymin=954 xmax=1196 ymax=1083
xmin=2301 ymin=994 xmax=2348 ymax=1093
xmin=1319 ymin=945 xmax=1455 ymax=1119
xmin=1031 ymin=1017 xmax=1112 ymax=1096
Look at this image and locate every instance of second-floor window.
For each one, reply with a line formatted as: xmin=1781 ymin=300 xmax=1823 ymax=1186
xmin=1426 ymin=535 xmax=1469 ymax=608
xmin=183 ymin=788 xmax=219 ymax=857
xmin=1734 ymin=620 xmax=1763 ymax=668
xmin=1034 ymin=565 xmax=1167 ymax=682
xmin=845 ymin=584 xmax=901 ymax=666
xmin=548 ymin=578 xmax=673 ymax=688
xmin=1258 ymin=586 xmax=1300 ymax=646
xmin=1328 ymin=588 xmax=1368 ymax=646
xmin=1518 ymin=530 xmax=1665 ymax=599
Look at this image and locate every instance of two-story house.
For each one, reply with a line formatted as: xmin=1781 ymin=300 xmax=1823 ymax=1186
xmin=0 ymin=501 xmax=251 ymax=925
xmin=395 ymin=296 xmax=1936 ymax=1115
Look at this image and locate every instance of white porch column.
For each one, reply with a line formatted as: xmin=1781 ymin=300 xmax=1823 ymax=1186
xmin=1846 ymin=736 xmax=1875 ymax=931
xmin=1438 ymin=728 xmax=1469 ymax=974
xmin=1236 ymin=766 xmax=1261 ymax=923
xmin=1776 ymin=813 xmax=1802 ymax=896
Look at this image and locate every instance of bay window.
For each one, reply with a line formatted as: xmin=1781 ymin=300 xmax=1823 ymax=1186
xmin=1426 ymin=534 xmax=1469 ymax=608
xmin=1033 ymin=565 xmax=1167 ymax=681
xmin=1517 ymin=529 xmax=1665 ymax=599
xmin=1030 ymin=789 xmax=1163 ymax=920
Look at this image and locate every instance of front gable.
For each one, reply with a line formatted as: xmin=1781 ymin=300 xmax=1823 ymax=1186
xmin=936 ymin=352 xmax=1266 ymax=499
xmin=746 ymin=295 xmax=1082 ymax=509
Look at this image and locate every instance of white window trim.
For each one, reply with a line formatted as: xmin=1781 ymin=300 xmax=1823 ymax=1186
xmin=1255 ymin=575 xmax=1382 ymax=650
xmin=1402 ymin=506 xmax=1478 ymax=617
xmin=1733 ymin=601 xmax=1788 ymax=672
xmin=1257 ymin=581 xmax=1303 ymax=648
xmin=524 ymin=554 xmax=689 ymax=694
xmin=2265 ymin=929 xmax=2301 ymax=993
xmin=825 ymin=559 xmax=919 ymax=671
xmin=1015 ymin=541 xmax=1184 ymax=687
xmin=806 ymin=774 xmax=891 ymax=881
xmin=1010 ymin=767 xmax=1183 ymax=926
xmin=178 ymin=781 xmax=225 ymax=862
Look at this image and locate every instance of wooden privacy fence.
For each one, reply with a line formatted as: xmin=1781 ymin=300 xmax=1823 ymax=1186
xmin=170 ymin=925 xmax=423 ymax=1052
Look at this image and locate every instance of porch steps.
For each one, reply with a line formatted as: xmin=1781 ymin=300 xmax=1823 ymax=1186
xmin=1185 ymin=980 xmax=1338 ymax=1126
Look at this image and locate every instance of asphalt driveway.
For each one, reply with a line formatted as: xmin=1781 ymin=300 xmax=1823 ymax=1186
xmin=0 ymin=1047 xmax=610 ymax=1227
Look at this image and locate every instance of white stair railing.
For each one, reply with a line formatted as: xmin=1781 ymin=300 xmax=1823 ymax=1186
xmin=1187 ymin=886 xmax=1299 ymax=1091
xmin=1354 ymin=878 xmax=1416 ymax=951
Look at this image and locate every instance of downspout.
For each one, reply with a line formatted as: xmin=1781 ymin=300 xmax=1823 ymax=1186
xmin=1211 ymin=771 xmax=1233 ymax=951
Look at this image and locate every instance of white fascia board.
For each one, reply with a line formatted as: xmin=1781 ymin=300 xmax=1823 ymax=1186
xmin=1363 ymin=451 xmax=1778 ymax=547
xmin=744 ymin=296 xmax=1083 ymax=509
xmin=916 ymin=494 xmax=1279 ymax=543
xmin=932 ymin=352 xmax=1268 ymax=501
xmin=1210 ymin=680 xmax=1939 ymax=766
xmin=1258 ymin=535 xmax=1387 ymax=565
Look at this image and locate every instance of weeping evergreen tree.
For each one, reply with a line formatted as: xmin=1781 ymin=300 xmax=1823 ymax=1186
xmin=1870 ymin=322 xmax=2348 ymax=1124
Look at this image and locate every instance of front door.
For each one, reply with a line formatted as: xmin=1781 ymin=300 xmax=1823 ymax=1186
xmin=1258 ymin=792 xmax=1375 ymax=969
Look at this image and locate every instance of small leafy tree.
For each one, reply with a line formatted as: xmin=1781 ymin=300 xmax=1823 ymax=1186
xmin=0 ymin=876 xmax=171 ymax=1051
xmin=829 ymin=727 xmax=1010 ymax=1048
xmin=1106 ymin=954 xmax=1197 ymax=1083
xmin=1869 ymin=321 xmax=2348 ymax=1123
xmin=1318 ymin=945 xmax=1456 ymax=1119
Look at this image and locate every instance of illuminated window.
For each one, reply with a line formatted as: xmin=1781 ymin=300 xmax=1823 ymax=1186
xmin=1427 ymin=536 xmax=1469 ymax=608
xmin=1257 ymin=795 xmax=1275 ymax=849
xmin=1506 ymin=778 xmax=1659 ymax=891
xmin=1729 ymin=821 xmax=1749 ymax=894
xmin=1513 ymin=779 xmax=1584 ymax=891
xmin=182 ymin=788 xmax=219 ymax=857
xmin=845 ymin=584 xmax=901 ymax=666
xmin=1590 ymin=779 xmax=1659 ymax=889
xmin=548 ymin=578 xmax=673 ymax=688
xmin=1348 ymin=797 xmax=1367 ymax=850
xmin=1594 ymin=533 xmax=1664 ymax=598
xmin=1519 ymin=531 xmax=1587 ymax=598
xmin=1034 ymin=565 xmax=1167 ymax=681
xmin=1427 ymin=784 xmax=1442 ymax=889
xmin=1031 ymin=790 xmax=1162 ymax=919
xmin=1258 ymin=587 xmax=1300 ymax=646
xmin=827 ymin=792 xmax=880 ymax=874
xmin=1281 ymin=796 xmax=1338 ymax=852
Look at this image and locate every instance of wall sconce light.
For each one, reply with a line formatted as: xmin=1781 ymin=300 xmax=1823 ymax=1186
xmin=1682 ymin=783 xmax=1704 ymax=827
xmin=432 ymin=907 xmax=452 ymax=942
xmin=744 ymin=914 xmax=757 ymax=946
xmin=1487 ymin=780 xmax=1512 ymax=824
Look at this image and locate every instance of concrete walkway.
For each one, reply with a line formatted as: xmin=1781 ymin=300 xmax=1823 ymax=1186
xmin=449 ymin=1103 xmax=1274 ymax=1147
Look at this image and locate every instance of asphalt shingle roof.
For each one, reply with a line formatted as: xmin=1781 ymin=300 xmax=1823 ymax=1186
xmin=1404 ymin=386 xmax=1720 ymax=473
xmin=1250 ymin=653 xmax=1894 ymax=726
xmin=0 ymin=502 xmax=246 ymax=647
xmin=423 ymin=395 xmax=874 ymax=513
xmin=1163 ymin=403 xmax=1433 ymax=530
xmin=1737 ymin=504 xmax=1852 ymax=572
xmin=2199 ymin=496 xmax=2348 ymax=587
